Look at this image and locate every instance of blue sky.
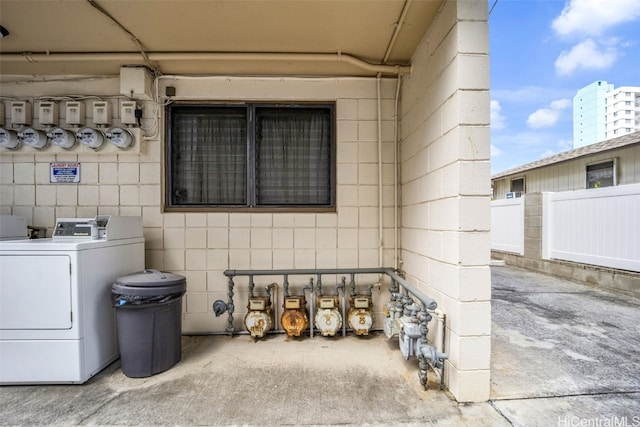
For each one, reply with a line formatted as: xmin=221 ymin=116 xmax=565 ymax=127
xmin=489 ymin=0 xmax=640 ymax=174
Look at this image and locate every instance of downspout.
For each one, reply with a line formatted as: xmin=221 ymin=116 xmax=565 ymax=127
xmin=381 ymin=0 xmax=410 ymax=270
xmin=377 ymin=73 xmax=384 ymax=268
xmin=393 ymin=74 xmax=402 ymax=270
xmin=432 ymin=308 xmax=446 ymax=389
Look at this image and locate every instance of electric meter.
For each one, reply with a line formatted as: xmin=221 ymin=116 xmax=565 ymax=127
xmin=0 ymin=128 xmax=20 ymax=149
xmin=38 ymin=101 xmax=59 ymax=125
xmin=92 ymin=101 xmax=111 ymax=126
xmin=47 ymin=127 xmax=76 ymax=149
xmin=11 ymin=101 xmax=32 ymax=125
xmin=76 ymin=127 xmax=105 ymax=149
xmin=347 ymin=296 xmax=374 ymax=336
xmin=20 ymin=127 xmax=48 ymax=149
xmin=65 ymin=101 xmax=85 ymax=125
xmin=314 ymin=295 xmax=342 ymax=337
xmin=281 ymin=296 xmax=308 ymax=337
xmin=244 ymin=297 xmax=273 ymax=338
xmin=106 ymin=127 xmax=134 ymax=148
xmin=120 ymin=101 xmax=138 ymax=125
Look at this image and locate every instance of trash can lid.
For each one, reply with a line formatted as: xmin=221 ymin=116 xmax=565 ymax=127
xmin=112 ymin=269 xmax=186 ymax=296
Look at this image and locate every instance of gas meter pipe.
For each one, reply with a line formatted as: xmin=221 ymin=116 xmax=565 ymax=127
xmin=303 ymin=278 xmax=315 ymax=338
xmin=218 ymin=267 xmax=447 ymax=389
xmin=221 ymin=267 xmax=440 ymax=335
xmin=337 ymin=277 xmax=347 ymax=337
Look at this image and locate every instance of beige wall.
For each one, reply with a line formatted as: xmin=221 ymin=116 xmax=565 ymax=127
xmin=0 ymin=76 xmax=400 ymax=334
xmin=492 ymin=144 xmax=640 ymax=198
xmin=0 ymin=0 xmax=492 ymax=403
xmin=400 ymin=0 xmax=491 ymax=402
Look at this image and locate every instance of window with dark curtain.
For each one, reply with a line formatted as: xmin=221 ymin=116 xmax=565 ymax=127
xmin=170 ymin=107 xmax=247 ymax=205
xmin=167 ymin=103 xmax=334 ymax=209
xmin=256 ymin=108 xmax=331 ymax=205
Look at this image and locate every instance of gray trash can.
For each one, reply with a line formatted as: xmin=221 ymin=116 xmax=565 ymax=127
xmin=112 ymin=269 xmax=186 ymax=378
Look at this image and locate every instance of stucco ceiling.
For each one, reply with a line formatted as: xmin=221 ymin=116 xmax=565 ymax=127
xmin=0 ymin=0 xmax=441 ymax=77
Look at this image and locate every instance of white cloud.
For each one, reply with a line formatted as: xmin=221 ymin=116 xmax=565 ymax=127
xmin=552 ymin=0 xmax=640 ymax=37
xmin=490 ymin=100 xmax=507 ymax=130
xmin=554 ymin=38 xmax=618 ymax=75
xmin=526 ymin=98 xmax=572 ymax=129
xmin=550 ymin=99 xmax=571 ymax=110
xmin=491 ymin=144 xmax=503 ymax=157
xmin=527 ymin=109 xmax=558 ymax=129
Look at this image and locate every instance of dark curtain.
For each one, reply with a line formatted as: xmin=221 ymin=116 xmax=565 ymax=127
xmin=256 ymin=108 xmax=331 ymax=205
xmin=171 ymin=109 xmax=247 ymax=205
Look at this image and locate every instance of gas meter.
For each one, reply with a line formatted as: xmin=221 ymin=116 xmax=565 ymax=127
xmin=383 ymin=294 xmax=404 ymax=339
xmin=314 ymin=295 xmax=342 ymax=337
xmin=398 ymin=315 xmax=423 ymax=360
xmin=244 ymin=296 xmax=273 ymax=338
xmin=398 ymin=305 xmax=426 ymax=360
xmin=347 ymin=295 xmax=374 ymax=336
xmin=281 ymin=295 xmax=308 ymax=337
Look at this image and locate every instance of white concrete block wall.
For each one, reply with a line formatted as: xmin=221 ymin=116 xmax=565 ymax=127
xmin=0 ymin=76 xmax=399 ymax=335
xmin=400 ymin=0 xmax=491 ymax=402
xmin=0 ymin=1 xmax=491 ymax=402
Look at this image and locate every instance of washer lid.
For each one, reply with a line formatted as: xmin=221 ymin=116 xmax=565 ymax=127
xmin=113 ymin=269 xmax=186 ymax=296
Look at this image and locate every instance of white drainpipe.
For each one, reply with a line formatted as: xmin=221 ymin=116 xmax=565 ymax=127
xmin=377 ymin=74 xmax=384 ymax=268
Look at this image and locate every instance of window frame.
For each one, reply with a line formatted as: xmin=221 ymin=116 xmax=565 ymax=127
xmin=585 ymin=158 xmax=617 ymax=189
xmin=164 ymin=101 xmax=336 ymax=212
xmin=510 ymin=177 xmax=525 ymax=194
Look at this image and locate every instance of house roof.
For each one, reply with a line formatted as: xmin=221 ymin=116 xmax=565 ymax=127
xmin=492 ymin=131 xmax=640 ymax=180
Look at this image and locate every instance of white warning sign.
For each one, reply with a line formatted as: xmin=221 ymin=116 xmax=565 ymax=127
xmin=50 ymin=162 xmax=80 ymax=183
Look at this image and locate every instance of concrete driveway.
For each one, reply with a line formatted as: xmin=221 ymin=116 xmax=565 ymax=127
xmin=490 ymin=265 xmax=640 ymax=426
xmin=0 ymin=265 xmax=638 ymax=426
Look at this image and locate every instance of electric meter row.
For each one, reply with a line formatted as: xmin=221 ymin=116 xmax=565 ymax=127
xmin=0 ymin=126 xmax=135 ymax=150
xmin=243 ymin=291 xmax=375 ymax=339
xmin=0 ymin=100 xmax=138 ymax=151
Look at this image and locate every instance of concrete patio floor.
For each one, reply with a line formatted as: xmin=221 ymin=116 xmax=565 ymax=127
xmin=0 ymin=265 xmax=639 ymax=426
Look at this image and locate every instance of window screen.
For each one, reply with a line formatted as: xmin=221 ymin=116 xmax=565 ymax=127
xmin=167 ymin=103 xmax=334 ymax=209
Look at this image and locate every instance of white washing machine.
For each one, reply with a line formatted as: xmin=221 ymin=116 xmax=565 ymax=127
xmin=0 ymin=216 xmax=145 ymax=384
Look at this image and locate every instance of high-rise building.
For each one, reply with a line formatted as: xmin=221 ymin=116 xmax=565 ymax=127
xmin=573 ymin=81 xmax=613 ymax=148
xmin=605 ymin=86 xmax=640 ymax=140
xmin=573 ymin=81 xmax=640 ymax=148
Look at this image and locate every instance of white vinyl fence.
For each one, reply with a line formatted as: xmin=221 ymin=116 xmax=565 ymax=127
xmin=491 ymin=197 xmax=524 ymax=255
xmin=543 ymin=183 xmax=640 ymax=272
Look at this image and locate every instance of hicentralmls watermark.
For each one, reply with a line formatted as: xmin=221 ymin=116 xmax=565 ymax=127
xmin=558 ymin=416 xmax=640 ymax=427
